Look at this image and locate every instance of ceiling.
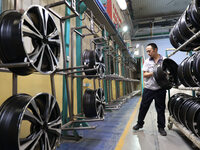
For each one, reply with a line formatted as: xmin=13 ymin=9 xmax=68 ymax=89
xmin=125 ymin=0 xmax=191 ymax=40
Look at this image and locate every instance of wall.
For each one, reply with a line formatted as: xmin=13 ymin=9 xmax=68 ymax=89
xmin=133 ymin=37 xmax=190 ymax=64
xmin=133 ymin=37 xmax=194 ymax=97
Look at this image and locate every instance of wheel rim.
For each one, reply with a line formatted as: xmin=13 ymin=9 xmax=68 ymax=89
xmin=21 ymin=5 xmax=60 ymax=74
xmin=178 ymin=57 xmax=190 ymax=87
xmin=180 ymin=99 xmax=196 ymax=129
xmin=153 ymin=58 xmax=178 ymax=89
xmin=95 ymin=88 xmax=105 ymax=118
xmin=186 ymin=101 xmax=200 ymax=137
xmin=0 ymin=5 xmax=60 ymax=75
xmin=183 ymin=54 xmax=199 ymax=87
xmin=82 ymin=49 xmax=105 ymax=77
xmin=0 ymin=93 xmax=61 ymax=150
xmin=83 ymin=88 xmax=105 ymax=118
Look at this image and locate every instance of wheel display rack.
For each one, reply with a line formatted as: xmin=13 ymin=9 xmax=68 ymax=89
xmin=0 ymin=0 xmax=141 ymax=147
xmin=167 ymin=3 xmax=200 ymax=147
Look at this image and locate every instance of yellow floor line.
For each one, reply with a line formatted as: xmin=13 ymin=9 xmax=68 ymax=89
xmin=115 ymin=97 xmax=142 ymax=150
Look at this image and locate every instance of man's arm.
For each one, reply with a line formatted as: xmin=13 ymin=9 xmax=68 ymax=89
xmin=143 ymin=71 xmax=153 ymax=78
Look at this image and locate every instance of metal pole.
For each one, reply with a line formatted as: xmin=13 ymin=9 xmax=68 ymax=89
xmin=12 ymin=73 xmax=17 ymax=95
xmin=71 ymin=28 xmax=74 ymax=118
xmin=80 ymin=35 xmax=84 ymax=114
xmin=0 ymin=62 xmax=30 ymax=68
xmin=60 ymin=20 xmax=73 ymax=120
xmin=56 ymin=65 xmax=86 ymax=72
xmin=50 ymin=74 xmax=56 ymax=98
xmin=14 ymin=0 xmax=17 ymax=10
xmin=168 ymin=30 xmax=200 ymax=57
xmin=93 ymin=78 xmax=96 ymax=90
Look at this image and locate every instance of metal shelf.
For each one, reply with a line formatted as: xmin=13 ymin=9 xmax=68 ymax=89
xmin=168 ymin=116 xmax=200 ymax=149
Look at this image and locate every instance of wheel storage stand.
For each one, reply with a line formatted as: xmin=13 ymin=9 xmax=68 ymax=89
xmin=166 ymin=33 xmax=200 ymax=149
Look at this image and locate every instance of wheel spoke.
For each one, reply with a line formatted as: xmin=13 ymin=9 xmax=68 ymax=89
xmin=48 ymin=29 xmax=60 ymax=45
xmin=102 ymin=95 xmax=105 ymax=103
xmin=95 ymin=62 xmax=100 ymax=69
xmin=46 ymin=44 xmax=58 ymax=71
xmin=39 ymin=94 xmax=50 ymax=122
xmin=95 ymin=98 xmax=102 ymax=103
xmin=47 ymin=116 xmax=62 ymax=136
xmin=20 ymin=129 xmax=43 ymax=150
xmin=29 ymin=45 xmax=44 ymax=63
xmin=44 ymin=95 xmax=54 ymax=122
xmin=38 ymin=6 xmax=49 ymax=36
xmin=96 ymin=105 xmax=101 ymax=117
xmin=46 ymin=96 xmax=56 ymax=122
xmin=22 ymin=25 xmax=43 ymax=39
xmin=44 ymin=131 xmax=51 ymax=150
xmin=23 ymin=109 xmax=43 ymax=125
xmin=35 ymin=45 xmax=45 ymax=71
xmin=95 ymin=92 xmax=101 ymax=102
xmin=29 ymin=100 xmax=43 ymax=123
xmin=22 ymin=14 xmax=43 ymax=39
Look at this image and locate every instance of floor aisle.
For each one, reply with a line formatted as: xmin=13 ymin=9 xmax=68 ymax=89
xmin=122 ymin=101 xmax=199 ymax=150
xmin=57 ymin=96 xmax=140 ymax=150
xmin=57 ymin=96 xmax=199 ymax=150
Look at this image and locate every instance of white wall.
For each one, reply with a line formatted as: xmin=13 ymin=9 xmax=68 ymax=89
xmin=132 ymin=37 xmax=190 ymax=64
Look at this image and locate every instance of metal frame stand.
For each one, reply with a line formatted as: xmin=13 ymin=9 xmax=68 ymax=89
xmin=168 ymin=116 xmax=200 ymax=149
xmin=166 ymin=22 xmax=200 ymax=148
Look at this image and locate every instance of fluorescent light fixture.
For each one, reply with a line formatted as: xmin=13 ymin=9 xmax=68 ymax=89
xmin=116 ymin=0 xmax=127 ymax=10
xmin=122 ymin=25 xmax=128 ymax=32
xmin=136 ymin=44 xmax=140 ymax=48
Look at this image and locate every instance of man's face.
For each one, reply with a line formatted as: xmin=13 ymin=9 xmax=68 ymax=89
xmin=146 ymin=45 xmax=157 ymax=58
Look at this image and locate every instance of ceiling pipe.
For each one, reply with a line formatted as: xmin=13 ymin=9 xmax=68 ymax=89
xmin=132 ymin=32 xmax=169 ymax=40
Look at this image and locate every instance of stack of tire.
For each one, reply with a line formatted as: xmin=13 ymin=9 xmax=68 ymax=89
xmin=168 ymin=93 xmax=200 ymax=137
xmin=169 ymin=0 xmax=200 ymax=51
xmin=178 ymin=52 xmax=200 ymax=87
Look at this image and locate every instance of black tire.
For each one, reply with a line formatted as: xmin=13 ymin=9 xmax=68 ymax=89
xmin=0 ymin=93 xmax=61 ymax=150
xmin=0 ymin=5 xmax=60 ymax=75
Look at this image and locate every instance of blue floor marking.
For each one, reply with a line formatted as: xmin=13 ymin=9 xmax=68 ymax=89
xmin=57 ymin=96 xmax=140 ymax=150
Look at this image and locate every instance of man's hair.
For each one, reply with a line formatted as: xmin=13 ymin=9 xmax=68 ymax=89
xmin=147 ymin=43 xmax=158 ymax=50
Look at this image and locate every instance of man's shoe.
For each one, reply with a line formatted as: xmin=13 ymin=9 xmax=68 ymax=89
xmin=158 ymin=128 xmax=167 ymax=136
xmin=133 ymin=124 xmax=143 ymax=130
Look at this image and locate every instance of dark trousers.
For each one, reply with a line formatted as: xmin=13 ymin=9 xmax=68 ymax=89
xmin=137 ymin=88 xmax=166 ymax=128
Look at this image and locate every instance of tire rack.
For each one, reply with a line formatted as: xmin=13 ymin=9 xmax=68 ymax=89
xmin=104 ymin=47 xmax=141 ymax=110
xmin=167 ymin=28 xmax=200 ymax=149
xmin=58 ymin=19 xmax=141 ymax=139
xmin=0 ymin=1 xmax=79 ymax=148
xmin=0 ymin=0 xmax=141 ymax=142
xmin=56 ymin=4 xmax=140 ymax=140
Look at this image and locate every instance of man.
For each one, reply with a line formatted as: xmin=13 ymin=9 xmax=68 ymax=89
xmin=133 ymin=43 xmax=167 ymax=136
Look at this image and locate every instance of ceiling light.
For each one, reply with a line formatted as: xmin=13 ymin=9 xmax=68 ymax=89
xmin=116 ymin=0 xmax=127 ymax=10
xmin=122 ymin=25 xmax=128 ymax=32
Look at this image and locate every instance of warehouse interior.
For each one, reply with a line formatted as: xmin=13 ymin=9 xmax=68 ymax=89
xmin=0 ymin=0 xmax=199 ymax=149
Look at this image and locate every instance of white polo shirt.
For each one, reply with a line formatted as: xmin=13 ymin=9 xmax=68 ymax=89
xmin=143 ymin=55 xmax=164 ymax=90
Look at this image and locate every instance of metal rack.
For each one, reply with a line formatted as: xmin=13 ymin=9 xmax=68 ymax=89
xmin=56 ymin=2 xmax=140 ymax=140
xmin=167 ymin=24 xmax=200 ymax=149
xmin=168 ymin=116 xmax=200 ymax=149
xmin=0 ymin=0 xmax=141 ymax=142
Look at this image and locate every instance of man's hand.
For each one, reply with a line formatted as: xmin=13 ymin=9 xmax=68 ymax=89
xmin=143 ymin=71 xmax=153 ymax=78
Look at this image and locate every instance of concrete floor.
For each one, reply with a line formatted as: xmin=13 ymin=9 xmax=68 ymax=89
xmin=122 ymin=100 xmax=199 ymax=150
xmin=57 ymin=96 xmax=199 ymax=150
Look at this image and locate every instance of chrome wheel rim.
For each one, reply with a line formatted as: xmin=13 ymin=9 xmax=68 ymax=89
xmin=21 ymin=5 xmax=60 ymax=74
xmin=0 ymin=93 xmax=61 ymax=150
